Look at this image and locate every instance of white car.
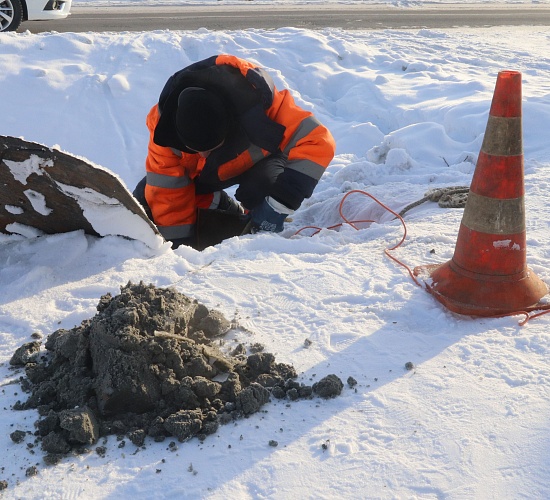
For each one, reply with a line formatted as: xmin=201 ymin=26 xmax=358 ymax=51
xmin=0 ymin=0 xmax=72 ymax=32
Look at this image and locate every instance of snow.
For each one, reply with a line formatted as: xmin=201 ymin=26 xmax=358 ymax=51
xmin=1 ymin=4 xmax=550 ymax=498
xmin=55 ymin=181 xmax=165 ymax=248
xmin=4 ymin=155 xmax=53 ymax=184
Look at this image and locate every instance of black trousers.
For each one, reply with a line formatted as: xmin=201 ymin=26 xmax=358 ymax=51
xmin=133 ymin=153 xmax=286 ymax=215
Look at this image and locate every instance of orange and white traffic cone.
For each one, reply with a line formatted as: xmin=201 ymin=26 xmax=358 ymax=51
xmin=414 ymin=70 xmax=548 ymax=317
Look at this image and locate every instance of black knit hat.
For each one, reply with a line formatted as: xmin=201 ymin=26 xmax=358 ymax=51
xmin=175 ymin=88 xmax=229 ymax=152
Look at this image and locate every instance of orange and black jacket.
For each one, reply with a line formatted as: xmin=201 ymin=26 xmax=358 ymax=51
xmin=145 ymin=54 xmax=336 ymax=242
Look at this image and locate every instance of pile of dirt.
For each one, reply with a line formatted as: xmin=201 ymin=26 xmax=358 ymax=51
xmin=10 ymin=282 xmax=343 ymax=464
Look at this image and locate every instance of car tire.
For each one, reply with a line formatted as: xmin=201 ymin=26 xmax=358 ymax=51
xmin=0 ymin=0 xmax=23 ymax=32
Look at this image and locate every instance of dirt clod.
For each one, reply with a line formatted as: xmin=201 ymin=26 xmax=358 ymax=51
xmin=312 ymin=374 xmax=344 ymax=399
xmin=9 ymin=430 xmax=26 ymax=444
xmin=9 ymin=342 xmax=41 ymax=366
xmin=43 ymin=454 xmax=63 ymax=466
xmin=347 ymin=376 xmax=357 ymax=388
xmin=25 ymin=466 xmax=38 ymax=477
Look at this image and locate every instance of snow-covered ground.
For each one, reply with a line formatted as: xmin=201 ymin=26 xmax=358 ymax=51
xmin=1 ymin=11 xmax=550 ymax=500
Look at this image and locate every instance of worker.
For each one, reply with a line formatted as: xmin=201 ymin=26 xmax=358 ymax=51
xmin=133 ymin=54 xmax=336 ymax=249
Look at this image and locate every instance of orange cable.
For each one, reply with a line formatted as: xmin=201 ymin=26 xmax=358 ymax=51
xmin=294 ymin=189 xmax=422 ymax=286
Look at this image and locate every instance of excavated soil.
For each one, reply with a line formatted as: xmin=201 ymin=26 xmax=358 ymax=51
xmin=10 ymin=282 xmax=343 ymax=464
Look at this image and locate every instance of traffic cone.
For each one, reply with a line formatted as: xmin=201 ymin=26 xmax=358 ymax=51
xmin=414 ymin=70 xmax=548 ymax=317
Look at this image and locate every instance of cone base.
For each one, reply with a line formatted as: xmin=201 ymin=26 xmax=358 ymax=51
xmin=414 ymin=261 xmax=549 ymax=317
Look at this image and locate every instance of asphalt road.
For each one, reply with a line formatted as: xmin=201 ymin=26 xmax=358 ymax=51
xmin=22 ymin=5 xmax=550 ymax=33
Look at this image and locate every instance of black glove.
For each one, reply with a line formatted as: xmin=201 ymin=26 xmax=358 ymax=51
xmin=216 ymin=190 xmax=244 ymax=215
xmin=250 ymin=197 xmax=293 ymax=233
